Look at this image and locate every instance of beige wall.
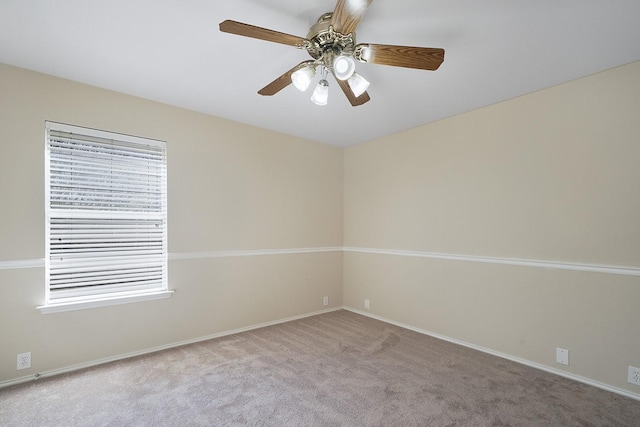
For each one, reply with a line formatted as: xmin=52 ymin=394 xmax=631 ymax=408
xmin=344 ymin=61 xmax=640 ymax=395
xmin=0 ymin=63 xmax=343 ymax=383
xmin=2 ymin=60 xmax=639 ymax=397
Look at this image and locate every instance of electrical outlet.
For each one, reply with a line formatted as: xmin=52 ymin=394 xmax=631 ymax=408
xmin=628 ymin=366 xmax=640 ymax=386
xmin=364 ymin=299 xmax=370 ymax=310
xmin=556 ymin=348 xmax=569 ymax=365
xmin=17 ymin=352 xmax=31 ymax=370
xmin=323 ymin=296 xmax=329 ymax=306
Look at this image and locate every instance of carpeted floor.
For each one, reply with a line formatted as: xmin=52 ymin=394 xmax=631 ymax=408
xmin=1 ymin=310 xmax=639 ymax=426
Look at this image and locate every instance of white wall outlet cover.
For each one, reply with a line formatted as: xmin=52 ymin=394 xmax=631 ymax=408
xmin=17 ymin=352 xmax=31 ymax=370
xmin=556 ymin=348 xmax=569 ymax=365
xmin=628 ymin=366 xmax=640 ymax=386
xmin=364 ymin=299 xmax=370 ymax=310
xmin=323 ymin=296 xmax=329 ymax=306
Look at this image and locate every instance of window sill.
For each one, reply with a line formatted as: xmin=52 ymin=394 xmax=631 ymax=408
xmin=37 ymin=290 xmax=174 ymax=314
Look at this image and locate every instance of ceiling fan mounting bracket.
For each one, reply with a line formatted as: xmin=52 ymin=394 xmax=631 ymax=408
xmin=353 ymin=44 xmax=369 ymax=63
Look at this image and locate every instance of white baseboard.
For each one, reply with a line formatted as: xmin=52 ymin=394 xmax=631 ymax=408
xmin=4 ymin=305 xmax=639 ymax=403
xmin=343 ymin=306 xmax=640 ymax=402
xmin=0 ymin=306 xmax=342 ymax=389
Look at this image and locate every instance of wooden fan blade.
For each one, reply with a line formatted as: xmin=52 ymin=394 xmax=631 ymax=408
xmin=336 ymin=79 xmax=370 ymax=106
xmin=357 ymin=43 xmax=445 ymax=70
xmin=258 ymin=61 xmax=314 ymax=96
xmin=330 ymin=0 xmax=373 ymax=35
xmin=219 ymin=20 xmax=308 ymax=47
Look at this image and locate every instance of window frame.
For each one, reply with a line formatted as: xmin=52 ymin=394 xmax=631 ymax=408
xmin=39 ymin=122 xmax=171 ymax=314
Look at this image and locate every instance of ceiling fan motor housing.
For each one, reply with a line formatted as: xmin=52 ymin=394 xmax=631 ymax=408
xmin=305 ymin=13 xmax=356 ymax=67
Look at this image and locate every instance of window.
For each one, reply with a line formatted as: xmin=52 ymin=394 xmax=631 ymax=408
xmin=40 ymin=122 xmax=170 ymax=313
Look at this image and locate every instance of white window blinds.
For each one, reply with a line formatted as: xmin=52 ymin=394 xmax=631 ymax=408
xmin=45 ymin=122 xmax=167 ymax=305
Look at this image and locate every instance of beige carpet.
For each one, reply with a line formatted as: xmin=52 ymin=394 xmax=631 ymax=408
xmin=1 ymin=310 xmax=639 ymax=426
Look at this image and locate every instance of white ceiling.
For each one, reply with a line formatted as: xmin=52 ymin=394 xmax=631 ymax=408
xmin=1 ymin=1 xmax=640 ymax=147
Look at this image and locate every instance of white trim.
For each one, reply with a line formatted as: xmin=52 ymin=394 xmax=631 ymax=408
xmin=2 ymin=247 xmax=639 ymax=278
xmin=0 ymin=248 xmax=342 ymax=273
xmin=344 ymin=247 xmax=640 ymax=277
xmin=37 ymin=290 xmax=174 ymax=314
xmin=0 ymin=306 xmax=341 ymax=389
xmin=5 ymin=305 xmax=639 ymax=402
xmin=343 ymin=306 xmax=640 ymax=402
xmin=168 ymin=246 xmax=343 ymax=260
xmin=0 ymin=258 xmax=45 ymax=269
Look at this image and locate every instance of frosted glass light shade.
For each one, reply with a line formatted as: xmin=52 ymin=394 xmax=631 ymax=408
xmin=291 ymin=66 xmax=315 ymax=91
xmin=310 ymin=80 xmax=329 ymax=106
xmin=333 ymin=55 xmax=356 ymax=80
xmin=347 ymin=73 xmax=370 ymax=97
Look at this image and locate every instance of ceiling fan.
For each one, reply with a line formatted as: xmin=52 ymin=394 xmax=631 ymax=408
xmin=219 ymin=0 xmax=445 ymax=107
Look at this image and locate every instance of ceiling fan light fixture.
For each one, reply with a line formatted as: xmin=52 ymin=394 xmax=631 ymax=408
xmin=333 ymin=55 xmax=356 ymax=81
xmin=291 ymin=65 xmax=316 ymax=91
xmin=348 ymin=73 xmax=370 ymax=97
xmin=310 ymin=79 xmax=329 ymax=106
